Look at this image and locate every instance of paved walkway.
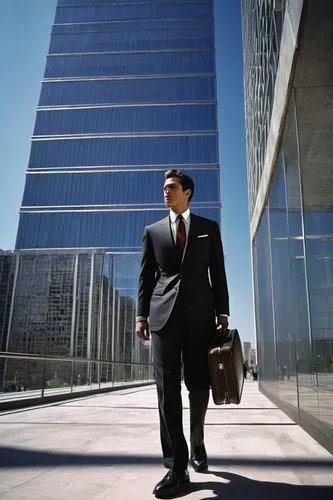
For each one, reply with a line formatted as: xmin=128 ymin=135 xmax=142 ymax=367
xmin=0 ymin=380 xmax=332 ymax=499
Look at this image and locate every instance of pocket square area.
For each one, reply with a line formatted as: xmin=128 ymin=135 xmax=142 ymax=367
xmin=197 ymin=234 xmax=209 ymax=238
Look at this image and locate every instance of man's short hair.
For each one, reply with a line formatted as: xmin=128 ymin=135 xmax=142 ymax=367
xmin=164 ymin=169 xmax=195 ymax=202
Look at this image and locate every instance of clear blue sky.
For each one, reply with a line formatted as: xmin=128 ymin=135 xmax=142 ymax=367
xmin=0 ymin=0 xmax=255 ymax=345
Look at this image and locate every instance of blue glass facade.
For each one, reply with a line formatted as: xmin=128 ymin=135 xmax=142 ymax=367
xmin=242 ymin=1 xmax=333 ymax=452
xmin=16 ymin=0 xmax=220 ymax=251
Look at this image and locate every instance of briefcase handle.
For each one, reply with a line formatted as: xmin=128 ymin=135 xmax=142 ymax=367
xmin=209 ymin=327 xmax=230 ymax=350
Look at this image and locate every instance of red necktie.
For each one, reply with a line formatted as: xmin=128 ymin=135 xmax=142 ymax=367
xmin=176 ymin=215 xmax=186 ymax=252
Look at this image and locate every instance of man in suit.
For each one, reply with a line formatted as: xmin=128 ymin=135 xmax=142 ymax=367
xmin=136 ymin=169 xmax=229 ymax=499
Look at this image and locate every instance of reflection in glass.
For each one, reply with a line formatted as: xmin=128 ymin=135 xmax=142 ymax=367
xmin=1 ymin=250 xmax=153 ymax=393
xmin=45 ymin=51 xmax=215 ymax=78
xmin=49 ymin=26 xmax=213 ymax=53
xmin=22 ymin=169 xmax=219 ymax=207
xmin=39 ymin=77 xmax=216 ymax=107
xmin=34 ymin=104 xmax=216 ymax=136
xmin=253 ymin=92 xmax=333 ymax=446
xmin=253 ymin=208 xmax=277 ymax=397
xmin=269 ymin=152 xmax=298 ymax=409
xmin=28 ymin=136 xmax=218 ymax=168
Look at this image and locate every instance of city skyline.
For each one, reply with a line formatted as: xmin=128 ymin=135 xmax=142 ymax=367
xmin=0 ymin=1 xmax=254 ymax=343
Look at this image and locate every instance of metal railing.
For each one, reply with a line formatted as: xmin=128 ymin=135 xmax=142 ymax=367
xmin=0 ymin=351 xmax=154 ymax=405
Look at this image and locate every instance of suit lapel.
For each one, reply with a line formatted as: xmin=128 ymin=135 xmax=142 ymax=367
xmin=158 ymin=215 xmax=185 ymax=265
xmin=158 ymin=216 xmax=175 ymax=249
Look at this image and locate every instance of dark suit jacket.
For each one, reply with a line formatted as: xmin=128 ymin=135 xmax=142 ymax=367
xmin=137 ymin=213 xmax=229 ymax=332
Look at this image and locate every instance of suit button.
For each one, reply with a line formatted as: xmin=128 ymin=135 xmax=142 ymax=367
xmin=175 ymin=286 xmax=178 ymax=291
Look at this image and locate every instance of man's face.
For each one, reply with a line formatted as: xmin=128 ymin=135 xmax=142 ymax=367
xmin=163 ymin=177 xmax=190 ymax=212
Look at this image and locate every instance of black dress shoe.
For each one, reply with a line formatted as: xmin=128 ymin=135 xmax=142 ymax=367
xmin=190 ymin=444 xmax=208 ymax=472
xmin=153 ymin=469 xmax=190 ymax=499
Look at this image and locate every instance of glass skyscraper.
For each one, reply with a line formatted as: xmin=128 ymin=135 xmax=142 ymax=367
xmin=2 ymin=1 xmax=221 ymax=390
xmin=16 ymin=0 xmax=220 ymax=251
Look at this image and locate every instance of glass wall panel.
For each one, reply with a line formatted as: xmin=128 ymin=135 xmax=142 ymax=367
xmin=306 ymin=239 xmax=333 ymax=385
xmin=253 ymin=208 xmax=277 ymax=398
xmin=49 ymin=27 xmax=213 ymax=53
xmin=296 ymin=84 xmax=333 ymax=437
xmin=38 ymin=77 xmax=216 ymax=107
xmin=44 ymin=51 xmax=215 ymax=79
xmin=269 ymin=152 xmax=298 ymax=408
xmin=0 ymin=254 xmax=17 ymax=352
xmin=2 ymin=358 xmax=44 ymax=394
xmin=8 ymin=254 xmax=75 ymax=356
xmin=284 ymin=94 xmax=317 ymax=421
xmin=33 ymin=104 xmax=216 ymax=136
xmin=16 ymin=208 xmax=220 ymax=250
xmin=28 ymin=135 xmax=218 ymax=168
xmin=22 ymin=169 xmax=219 ymax=207
xmin=55 ymin=4 xmax=212 ymax=24
xmin=73 ymin=253 xmax=91 ymax=358
xmin=43 ymin=359 xmax=72 ymax=395
xmin=90 ymin=253 xmax=104 ymax=360
xmin=99 ymin=254 xmax=112 ymax=363
xmin=110 ymin=253 xmax=151 ymax=375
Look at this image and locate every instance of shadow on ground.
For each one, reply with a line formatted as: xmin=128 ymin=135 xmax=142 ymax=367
xmin=1 ymin=445 xmax=332 ymax=471
xmin=182 ymin=471 xmax=333 ymax=500
xmin=0 ymin=447 xmax=332 ymax=498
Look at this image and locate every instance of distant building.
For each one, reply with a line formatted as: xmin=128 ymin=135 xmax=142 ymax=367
xmin=0 ymin=252 xmax=17 ymax=352
xmin=1 ymin=249 xmax=151 ymax=390
xmin=250 ymin=349 xmax=257 ymax=366
xmin=243 ymin=342 xmax=251 ymax=363
xmin=242 ymin=0 xmax=333 ymax=453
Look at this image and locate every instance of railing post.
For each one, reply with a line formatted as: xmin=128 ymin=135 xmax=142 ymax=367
xmin=1 ymin=359 xmax=8 ymax=393
xmin=71 ymin=360 xmax=74 ymax=393
xmin=41 ymin=360 xmax=46 ymax=398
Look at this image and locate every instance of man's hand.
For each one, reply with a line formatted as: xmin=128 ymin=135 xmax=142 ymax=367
xmin=136 ymin=320 xmax=150 ymax=341
xmin=217 ymin=315 xmax=229 ymax=331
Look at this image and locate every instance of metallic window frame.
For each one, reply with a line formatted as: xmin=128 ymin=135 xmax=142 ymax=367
xmin=26 ymin=164 xmax=219 ymax=174
xmin=43 ymin=72 xmax=216 ymax=83
xmin=37 ymin=101 xmax=217 ymax=111
xmin=46 ymin=47 xmax=215 ymax=57
xmin=31 ymin=131 xmax=218 ymax=140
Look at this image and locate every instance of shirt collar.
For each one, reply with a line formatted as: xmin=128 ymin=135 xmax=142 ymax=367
xmin=170 ymin=208 xmax=190 ymax=223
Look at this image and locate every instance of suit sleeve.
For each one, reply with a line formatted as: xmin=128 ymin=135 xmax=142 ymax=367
xmin=209 ymin=221 xmax=230 ymax=316
xmin=137 ymin=228 xmax=157 ymax=319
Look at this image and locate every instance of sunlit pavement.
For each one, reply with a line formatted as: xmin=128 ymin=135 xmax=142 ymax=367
xmin=0 ymin=379 xmax=332 ymax=499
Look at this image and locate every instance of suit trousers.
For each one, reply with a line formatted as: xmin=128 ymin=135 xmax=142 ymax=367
xmin=151 ymin=292 xmax=215 ymax=472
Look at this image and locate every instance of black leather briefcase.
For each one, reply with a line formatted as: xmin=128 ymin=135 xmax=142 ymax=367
xmin=208 ymin=328 xmax=244 ymax=405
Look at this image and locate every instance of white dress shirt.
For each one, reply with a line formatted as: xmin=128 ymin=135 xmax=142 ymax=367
xmin=169 ymin=208 xmax=190 ymax=248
